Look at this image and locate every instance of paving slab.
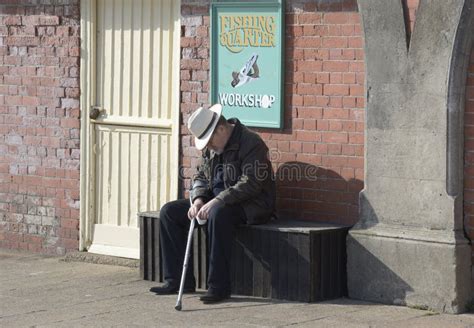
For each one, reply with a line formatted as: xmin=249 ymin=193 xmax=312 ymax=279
xmin=1 ymin=249 xmax=474 ymax=327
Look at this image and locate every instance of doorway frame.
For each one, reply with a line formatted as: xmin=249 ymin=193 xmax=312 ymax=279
xmin=79 ymin=0 xmax=181 ymax=252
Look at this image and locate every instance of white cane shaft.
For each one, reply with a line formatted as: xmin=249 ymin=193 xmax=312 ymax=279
xmin=176 ymin=218 xmax=196 ymax=307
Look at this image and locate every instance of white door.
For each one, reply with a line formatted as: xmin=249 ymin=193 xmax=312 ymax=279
xmin=82 ymin=0 xmax=180 ymax=259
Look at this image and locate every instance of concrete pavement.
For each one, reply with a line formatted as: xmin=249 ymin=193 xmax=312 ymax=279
xmin=1 ymin=248 xmax=474 ymax=327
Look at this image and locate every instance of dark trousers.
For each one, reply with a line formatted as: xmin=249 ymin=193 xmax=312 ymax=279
xmin=159 ymin=199 xmax=246 ymax=294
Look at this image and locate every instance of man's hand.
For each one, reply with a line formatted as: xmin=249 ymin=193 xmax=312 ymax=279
xmin=188 ymin=198 xmax=204 ymax=220
xmin=197 ymin=198 xmax=222 ymax=221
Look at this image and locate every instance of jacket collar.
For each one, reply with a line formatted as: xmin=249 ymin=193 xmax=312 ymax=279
xmin=223 ymin=118 xmax=241 ymax=152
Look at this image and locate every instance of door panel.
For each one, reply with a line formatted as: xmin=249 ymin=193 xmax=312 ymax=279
xmin=94 ymin=125 xmax=171 ymax=225
xmin=96 ymin=0 xmax=175 ymax=122
xmin=88 ymin=0 xmax=179 ymax=259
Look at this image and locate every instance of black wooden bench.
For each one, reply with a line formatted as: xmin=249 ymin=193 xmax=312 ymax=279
xmin=139 ymin=211 xmax=349 ymax=302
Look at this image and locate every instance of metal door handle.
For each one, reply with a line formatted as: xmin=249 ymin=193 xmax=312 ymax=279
xmin=90 ymin=106 xmax=106 ymax=120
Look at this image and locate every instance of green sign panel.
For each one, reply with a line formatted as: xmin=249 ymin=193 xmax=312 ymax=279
xmin=210 ymin=1 xmax=284 ymax=128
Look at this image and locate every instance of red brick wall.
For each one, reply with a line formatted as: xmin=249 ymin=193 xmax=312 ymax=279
xmin=180 ymin=0 xmax=364 ymax=225
xmin=464 ymin=49 xmax=474 ymax=260
xmin=402 ymin=0 xmax=419 ymax=40
xmin=0 ymin=0 xmax=468 ymax=260
xmin=0 ymin=1 xmax=80 ymax=255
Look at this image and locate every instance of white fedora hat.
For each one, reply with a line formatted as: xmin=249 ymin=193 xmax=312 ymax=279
xmin=187 ymin=104 xmax=223 ymax=150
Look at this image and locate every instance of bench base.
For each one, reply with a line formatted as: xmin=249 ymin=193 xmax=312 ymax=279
xmin=139 ymin=212 xmax=349 ymax=302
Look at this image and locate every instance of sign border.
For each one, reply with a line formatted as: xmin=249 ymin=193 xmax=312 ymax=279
xmin=210 ymin=1 xmax=285 ymax=129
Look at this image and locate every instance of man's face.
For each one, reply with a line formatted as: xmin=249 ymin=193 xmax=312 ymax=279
xmin=206 ymin=127 xmax=225 ymax=154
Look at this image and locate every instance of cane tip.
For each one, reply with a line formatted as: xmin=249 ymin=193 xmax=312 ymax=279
xmin=175 ymin=304 xmax=182 ymax=311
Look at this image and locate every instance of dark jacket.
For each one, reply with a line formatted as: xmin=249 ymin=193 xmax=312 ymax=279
xmin=190 ymin=118 xmax=276 ymax=224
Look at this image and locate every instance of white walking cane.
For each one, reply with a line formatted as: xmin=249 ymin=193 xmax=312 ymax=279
xmin=175 ymin=198 xmax=198 ymax=311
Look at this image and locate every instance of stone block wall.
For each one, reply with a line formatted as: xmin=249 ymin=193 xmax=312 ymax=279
xmin=380 ymin=0 xmax=474 ymax=281
xmin=180 ymin=0 xmax=364 ymax=225
xmin=0 ymin=0 xmax=80 ymax=255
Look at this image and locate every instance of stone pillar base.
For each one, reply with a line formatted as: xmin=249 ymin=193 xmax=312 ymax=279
xmin=347 ymin=225 xmax=471 ymax=313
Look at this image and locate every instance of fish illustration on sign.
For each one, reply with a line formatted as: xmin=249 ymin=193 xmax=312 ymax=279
xmin=231 ymin=53 xmax=260 ymax=88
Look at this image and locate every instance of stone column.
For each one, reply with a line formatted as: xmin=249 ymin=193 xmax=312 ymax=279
xmin=347 ymin=0 xmax=474 ymax=313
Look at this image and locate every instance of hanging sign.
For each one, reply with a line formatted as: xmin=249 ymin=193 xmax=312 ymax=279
xmin=210 ymin=1 xmax=284 ymax=128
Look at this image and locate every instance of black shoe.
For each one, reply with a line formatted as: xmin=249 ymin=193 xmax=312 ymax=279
xmin=149 ymin=282 xmax=195 ymax=295
xmin=199 ymin=290 xmax=231 ymax=304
